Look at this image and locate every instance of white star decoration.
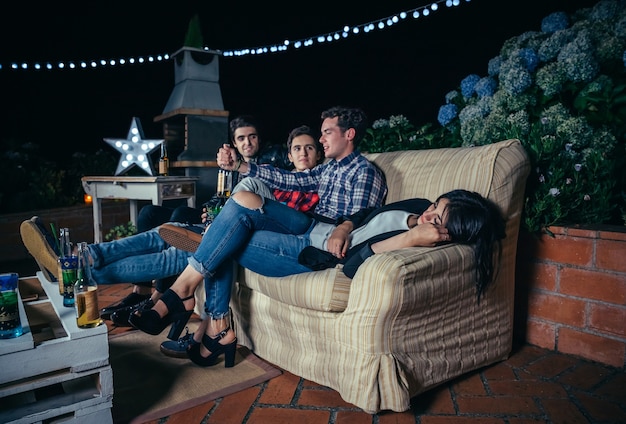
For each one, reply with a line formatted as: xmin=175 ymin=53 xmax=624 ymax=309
xmin=104 ymin=117 xmax=164 ymax=176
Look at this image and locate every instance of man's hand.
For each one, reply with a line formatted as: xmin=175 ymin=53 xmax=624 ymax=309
xmin=327 ymin=221 xmax=353 ymax=258
xmin=217 ymin=144 xmax=238 ymax=170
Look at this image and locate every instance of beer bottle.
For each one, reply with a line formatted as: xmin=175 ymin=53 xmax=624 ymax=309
xmin=74 ymin=242 xmax=103 ymax=328
xmin=158 ymin=142 xmax=169 ymax=176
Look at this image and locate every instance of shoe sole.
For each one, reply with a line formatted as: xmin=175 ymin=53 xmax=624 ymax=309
xmin=20 ymin=218 xmax=59 ymax=281
xmin=159 ymin=344 xmax=189 ymax=359
xmin=158 ymin=225 xmax=201 ymax=252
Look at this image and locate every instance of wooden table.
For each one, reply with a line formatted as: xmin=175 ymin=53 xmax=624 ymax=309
xmin=81 ymin=176 xmax=198 ymax=243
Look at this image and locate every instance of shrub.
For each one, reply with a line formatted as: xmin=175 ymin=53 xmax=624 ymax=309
xmin=362 ymin=0 xmax=626 ymax=234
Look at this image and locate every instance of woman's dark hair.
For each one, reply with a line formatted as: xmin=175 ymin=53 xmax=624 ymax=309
xmin=320 ymin=106 xmax=368 ymax=147
xmin=437 ymin=189 xmax=507 ymax=301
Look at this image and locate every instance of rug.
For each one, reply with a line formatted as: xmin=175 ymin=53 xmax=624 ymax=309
xmin=108 ymin=323 xmax=281 ymax=424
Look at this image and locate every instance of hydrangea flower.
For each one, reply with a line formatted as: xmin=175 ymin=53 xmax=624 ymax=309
xmin=488 ymin=56 xmax=501 ymax=76
xmin=516 ymin=48 xmax=540 ymax=72
xmin=437 ymin=104 xmax=458 ymax=126
xmin=371 ymin=119 xmax=389 ymax=129
xmin=536 ymin=62 xmax=565 ymax=96
xmin=499 ymin=59 xmax=533 ymax=95
xmin=460 ymin=74 xmax=481 ymax=97
xmin=361 ymin=0 xmax=626 ymax=233
xmin=557 ymin=33 xmax=599 ymax=83
xmin=445 ymin=90 xmax=460 ymax=104
xmin=475 ymin=76 xmax=497 ymax=98
xmin=389 ymin=115 xmax=410 ymax=128
xmin=541 ymin=12 xmax=569 ymax=33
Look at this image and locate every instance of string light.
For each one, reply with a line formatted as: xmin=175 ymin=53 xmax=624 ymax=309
xmin=1 ymin=0 xmax=469 ymax=72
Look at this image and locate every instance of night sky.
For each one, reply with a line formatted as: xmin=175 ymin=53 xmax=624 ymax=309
xmin=0 ymin=0 xmax=601 ymax=167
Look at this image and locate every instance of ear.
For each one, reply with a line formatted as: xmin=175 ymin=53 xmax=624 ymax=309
xmin=344 ymin=127 xmax=356 ymax=142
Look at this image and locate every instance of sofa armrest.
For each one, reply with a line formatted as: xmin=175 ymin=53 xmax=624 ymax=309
xmin=339 ymin=243 xmax=506 ymax=359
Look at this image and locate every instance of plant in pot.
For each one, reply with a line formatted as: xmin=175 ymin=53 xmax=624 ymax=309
xmin=104 ymin=221 xmax=137 ymax=241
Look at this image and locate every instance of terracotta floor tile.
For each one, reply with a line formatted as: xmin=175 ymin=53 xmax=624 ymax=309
xmin=246 ymin=407 xmax=331 ymax=424
xmin=258 ymin=371 xmax=300 ymax=404
xmin=540 ymin=398 xmax=590 ymax=423
xmin=455 ymin=395 xmax=541 ymax=415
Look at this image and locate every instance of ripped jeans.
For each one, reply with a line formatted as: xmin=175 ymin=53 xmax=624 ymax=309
xmin=188 ymin=194 xmax=315 ymax=318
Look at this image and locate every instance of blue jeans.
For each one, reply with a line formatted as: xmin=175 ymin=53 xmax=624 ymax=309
xmin=88 ymin=225 xmax=194 ymax=285
xmin=189 ymin=196 xmax=315 ymax=318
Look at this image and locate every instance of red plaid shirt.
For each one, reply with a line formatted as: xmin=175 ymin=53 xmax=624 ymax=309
xmin=273 ymin=189 xmax=319 ymax=213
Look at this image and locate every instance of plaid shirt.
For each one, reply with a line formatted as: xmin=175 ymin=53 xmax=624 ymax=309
xmin=246 ymin=151 xmax=387 ymax=221
xmin=273 ymin=189 xmax=320 ymax=213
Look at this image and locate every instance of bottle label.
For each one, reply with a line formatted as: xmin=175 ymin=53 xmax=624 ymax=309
xmin=57 ymin=260 xmax=64 ymax=294
xmin=76 ymin=289 xmax=100 ymax=321
xmin=159 ymin=159 xmax=168 ymax=176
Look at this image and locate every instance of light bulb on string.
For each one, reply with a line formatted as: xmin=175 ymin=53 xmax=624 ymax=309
xmin=4 ymin=0 xmax=471 ymax=67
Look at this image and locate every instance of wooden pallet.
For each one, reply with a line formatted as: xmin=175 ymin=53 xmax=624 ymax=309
xmin=0 ymin=273 xmax=112 ymax=424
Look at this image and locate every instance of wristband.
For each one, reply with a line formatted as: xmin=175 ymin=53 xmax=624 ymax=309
xmin=233 ymin=160 xmax=242 ymax=172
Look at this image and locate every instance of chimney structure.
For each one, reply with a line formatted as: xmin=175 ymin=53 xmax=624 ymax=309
xmin=154 ymin=47 xmax=229 ymax=203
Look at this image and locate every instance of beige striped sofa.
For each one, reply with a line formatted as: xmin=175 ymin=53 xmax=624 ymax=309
xmin=229 ymin=139 xmax=530 ymax=413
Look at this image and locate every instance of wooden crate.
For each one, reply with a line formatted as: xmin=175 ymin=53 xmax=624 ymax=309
xmin=0 ymin=273 xmax=112 ymax=424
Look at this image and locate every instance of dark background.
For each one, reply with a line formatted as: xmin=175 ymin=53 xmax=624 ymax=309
xmin=0 ymin=0 xmax=600 ymax=168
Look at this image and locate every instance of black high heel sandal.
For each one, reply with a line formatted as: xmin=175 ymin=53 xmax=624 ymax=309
xmin=187 ymin=327 xmax=237 ymax=368
xmin=128 ymin=289 xmax=194 ymax=340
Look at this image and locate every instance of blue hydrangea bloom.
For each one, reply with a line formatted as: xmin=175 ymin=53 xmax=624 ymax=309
xmin=437 ymin=104 xmax=458 ymax=126
xmin=460 ymin=74 xmax=481 ymax=97
xmin=541 ymin=12 xmax=569 ymax=33
xmin=475 ymin=76 xmax=497 ymax=98
xmin=517 ymin=48 xmax=540 ymax=72
xmin=623 ymin=50 xmax=626 ymax=67
xmin=488 ymin=56 xmax=502 ymax=77
xmin=500 ymin=61 xmax=533 ymax=95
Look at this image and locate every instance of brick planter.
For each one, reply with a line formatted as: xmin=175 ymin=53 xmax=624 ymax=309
xmin=515 ymin=225 xmax=626 ymax=368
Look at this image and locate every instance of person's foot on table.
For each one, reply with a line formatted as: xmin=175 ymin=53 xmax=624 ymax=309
xmin=158 ymin=224 xmax=202 ymax=252
xmin=20 ymin=216 xmax=60 ymax=281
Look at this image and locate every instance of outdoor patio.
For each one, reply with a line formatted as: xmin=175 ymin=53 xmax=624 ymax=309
xmin=3 ymin=257 xmax=625 ymax=424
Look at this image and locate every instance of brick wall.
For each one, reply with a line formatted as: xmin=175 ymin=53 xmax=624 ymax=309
xmin=515 ymin=225 xmax=626 ymax=368
xmin=0 ymin=200 xmax=133 ymax=262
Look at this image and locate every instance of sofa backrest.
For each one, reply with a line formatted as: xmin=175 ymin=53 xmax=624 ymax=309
xmin=365 ymin=139 xmax=530 ymax=226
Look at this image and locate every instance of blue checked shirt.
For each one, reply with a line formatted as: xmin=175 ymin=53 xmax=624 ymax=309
xmin=245 ymin=151 xmax=387 ymax=222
